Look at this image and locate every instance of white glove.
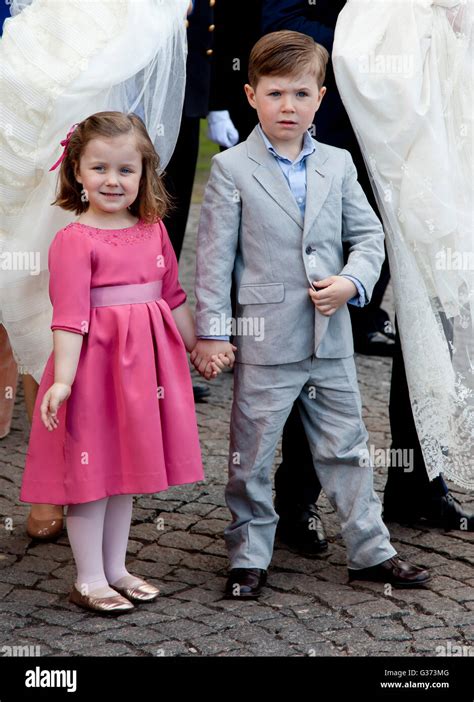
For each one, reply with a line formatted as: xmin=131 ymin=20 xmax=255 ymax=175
xmin=207 ymin=111 xmax=239 ymax=148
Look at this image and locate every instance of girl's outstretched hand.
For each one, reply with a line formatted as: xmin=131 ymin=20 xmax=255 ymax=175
xmin=40 ymin=382 xmax=71 ymax=431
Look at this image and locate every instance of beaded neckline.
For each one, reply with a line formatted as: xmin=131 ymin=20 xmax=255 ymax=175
xmin=65 ymin=219 xmax=156 ymax=246
xmin=70 ymin=218 xmax=145 ymax=232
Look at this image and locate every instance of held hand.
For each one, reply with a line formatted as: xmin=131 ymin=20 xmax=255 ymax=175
xmin=190 ymin=339 xmax=237 ymax=378
xmin=308 ymin=276 xmax=357 ymax=317
xmin=202 ymin=353 xmax=233 ymax=381
xmin=40 ymin=382 xmax=71 ymax=431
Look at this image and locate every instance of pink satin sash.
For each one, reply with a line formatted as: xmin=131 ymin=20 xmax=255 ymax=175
xmin=90 ymin=281 xmax=163 ymax=308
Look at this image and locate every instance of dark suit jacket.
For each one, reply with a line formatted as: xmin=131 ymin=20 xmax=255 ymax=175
xmin=0 ymin=3 xmax=11 ymax=35
xmin=209 ymin=0 xmax=263 ymax=139
xmin=184 ymin=0 xmax=215 ymax=118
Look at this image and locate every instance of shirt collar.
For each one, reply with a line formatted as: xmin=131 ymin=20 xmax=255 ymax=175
xmin=257 ymin=123 xmax=315 ymax=165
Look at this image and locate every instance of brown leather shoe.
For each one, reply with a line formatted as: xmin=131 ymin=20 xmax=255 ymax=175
xmin=348 ymin=556 xmax=431 ymax=588
xmin=69 ymin=585 xmax=134 ymax=614
xmin=26 ymin=510 xmax=64 ymax=541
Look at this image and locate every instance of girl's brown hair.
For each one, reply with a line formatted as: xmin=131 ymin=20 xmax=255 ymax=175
xmin=52 ymin=111 xmax=170 ymax=223
xmin=248 ymin=31 xmax=329 ymax=90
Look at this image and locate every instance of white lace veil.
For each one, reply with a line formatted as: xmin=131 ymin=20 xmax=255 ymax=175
xmin=333 ymin=0 xmax=473 ymax=489
xmin=0 ymin=0 xmax=188 ymax=382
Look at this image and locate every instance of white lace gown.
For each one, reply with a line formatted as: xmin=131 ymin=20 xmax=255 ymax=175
xmin=0 ymin=0 xmax=188 ymax=382
xmin=333 ymin=0 xmax=473 ymax=489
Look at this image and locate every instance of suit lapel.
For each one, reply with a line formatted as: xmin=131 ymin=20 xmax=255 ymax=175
xmin=303 ymin=145 xmax=333 ymax=241
xmin=247 ymin=127 xmax=304 ymax=229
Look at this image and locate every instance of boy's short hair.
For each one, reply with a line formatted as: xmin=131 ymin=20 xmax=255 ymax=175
xmin=248 ymin=30 xmax=329 ymax=90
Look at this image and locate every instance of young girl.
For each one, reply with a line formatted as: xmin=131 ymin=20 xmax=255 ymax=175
xmin=20 ymin=111 xmax=228 ymax=614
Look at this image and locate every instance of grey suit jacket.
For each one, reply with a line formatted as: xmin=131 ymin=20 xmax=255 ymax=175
xmin=195 ymin=126 xmax=385 ymax=365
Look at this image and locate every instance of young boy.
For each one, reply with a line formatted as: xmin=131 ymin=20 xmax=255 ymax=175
xmin=191 ymin=31 xmax=430 ymax=598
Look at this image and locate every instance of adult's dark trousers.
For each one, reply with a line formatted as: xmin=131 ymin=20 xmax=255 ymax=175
xmin=162 ymin=115 xmax=201 ymax=261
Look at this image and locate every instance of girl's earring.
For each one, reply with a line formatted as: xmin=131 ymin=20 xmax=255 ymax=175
xmin=80 ymin=188 xmax=89 ymax=203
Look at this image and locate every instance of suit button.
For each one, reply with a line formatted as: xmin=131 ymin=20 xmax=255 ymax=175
xmin=208 ymin=24 xmax=215 ymax=31
xmin=206 ymin=49 xmax=214 ymax=56
xmin=209 ymin=0 xmax=216 ymax=5
xmin=305 ymin=245 xmax=314 ymax=255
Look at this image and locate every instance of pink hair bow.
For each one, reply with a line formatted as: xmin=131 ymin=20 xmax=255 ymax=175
xmin=49 ymin=123 xmax=79 ymax=172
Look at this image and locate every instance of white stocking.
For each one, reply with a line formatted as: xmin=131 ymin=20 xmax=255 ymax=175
xmin=66 ymin=497 xmax=117 ymax=597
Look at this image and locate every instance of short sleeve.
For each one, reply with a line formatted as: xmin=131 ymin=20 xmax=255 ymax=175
xmin=159 ymin=221 xmax=187 ymax=310
xmin=48 ymin=226 xmax=92 ymax=335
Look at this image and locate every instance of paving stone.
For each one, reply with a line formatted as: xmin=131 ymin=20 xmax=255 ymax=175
xmin=410 ymin=627 xmax=465 ymax=641
xmin=140 ymin=641 xmax=196 ymax=656
xmin=105 ymin=627 xmax=175 ymax=646
xmin=138 ymin=543 xmax=185 ymax=565
xmin=17 ymin=624 xmax=70 ymax=641
xmin=75 ymin=643 xmax=138 ymax=657
xmin=135 ymin=498 xmax=182 ymax=511
xmin=0 ymin=569 xmax=41 ymax=587
xmin=364 ymin=623 xmax=413 ymax=641
xmin=173 ymin=586 xmax=224 ymax=604
xmin=26 ymin=609 xmax=86 ymax=627
xmin=177 ymin=502 xmax=216 ymax=517
xmin=129 ymin=523 xmax=164 ymax=542
xmin=163 ymin=568 xmax=211 ymax=586
xmin=157 ymin=600 xmax=216 ymax=620
xmin=347 ymin=599 xmax=405 ymax=619
xmin=156 ymin=531 xmax=214 ymax=551
xmin=304 ymin=616 xmax=352 ymax=633
xmin=402 ymin=615 xmax=447 ymax=630
xmin=156 ymin=512 xmax=201 ymax=531
xmin=189 ymin=518 xmax=227 ymax=536
xmin=5 ymin=588 xmax=59 ymax=606
xmin=178 ymin=552 xmax=228 ymax=574
xmin=124 ymin=560 xmax=175 ymax=581
xmin=35 ymin=579 xmax=71 ymax=596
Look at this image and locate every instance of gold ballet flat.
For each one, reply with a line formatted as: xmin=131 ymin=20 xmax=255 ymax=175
xmin=26 ymin=512 xmax=64 ymax=541
xmin=112 ymin=577 xmax=160 ymax=603
xmin=69 ymin=585 xmax=134 ymax=614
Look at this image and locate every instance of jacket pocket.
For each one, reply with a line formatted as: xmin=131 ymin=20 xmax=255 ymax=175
xmin=237 ymin=282 xmax=285 ymax=305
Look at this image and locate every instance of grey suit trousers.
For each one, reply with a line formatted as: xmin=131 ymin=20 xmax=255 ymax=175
xmin=225 ymin=355 xmax=397 ymax=570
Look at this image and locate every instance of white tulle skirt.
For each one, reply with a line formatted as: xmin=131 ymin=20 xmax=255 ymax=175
xmin=333 ymin=0 xmax=473 ymax=489
xmin=0 ymin=0 xmax=188 ymax=382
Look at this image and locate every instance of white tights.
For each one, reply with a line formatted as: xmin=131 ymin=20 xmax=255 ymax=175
xmin=66 ymin=494 xmax=140 ymax=597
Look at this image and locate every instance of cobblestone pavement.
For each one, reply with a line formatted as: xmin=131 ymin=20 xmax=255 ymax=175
xmin=0 ymin=204 xmax=473 ymax=658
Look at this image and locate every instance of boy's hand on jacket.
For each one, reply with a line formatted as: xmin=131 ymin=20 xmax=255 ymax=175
xmin=40 ymin=382 xmax=71 ymax=431
xmin=309 ymin=276 xmax=357 ymax=316
xmin=190 ymin=340 xmax=237 ymax=380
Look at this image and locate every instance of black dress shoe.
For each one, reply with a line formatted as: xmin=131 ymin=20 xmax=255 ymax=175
xmin=193 ymin=384 xmax=210 ymax=402
xmin=384 ymin=492 xmax=473 ymax=531
xmin=349 ymin=556 xmax=431 ymax=588
xmin=354 ymin=331 xmax=396 ymax=357
xmin=436 ymin=494 xmax=474 ymax=531
xmin=224 ymin=568 xmax=267 ymax=599
xmin=275 ymin=502 xmax=328 ymax=556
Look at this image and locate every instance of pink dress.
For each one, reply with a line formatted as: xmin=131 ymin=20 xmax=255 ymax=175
xmin=20 ymin=219 xmax=204 ymax=505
